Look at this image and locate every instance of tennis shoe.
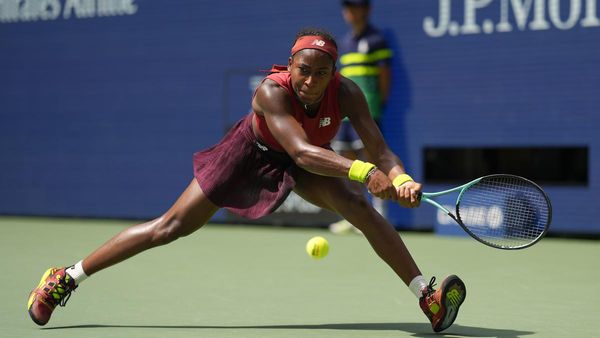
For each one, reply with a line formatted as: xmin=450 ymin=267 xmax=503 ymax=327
xmin=329 ymin=219 xmax=363 ymax=235
xmin=419 ymin=275 xmax=466 ymax=332
xmin=329 ymin=219 xmax=354 ymax=234
xmin=27 ymin=267 xmax=77 ymax=326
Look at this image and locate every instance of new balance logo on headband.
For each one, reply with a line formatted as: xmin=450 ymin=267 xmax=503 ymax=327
xmin=311 ymin=39 xmax=326 ymax=47
xmin=291 ymin=35 xmax=338 ymax=61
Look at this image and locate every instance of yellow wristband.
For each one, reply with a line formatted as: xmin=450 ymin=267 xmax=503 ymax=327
xmin=348 ymin=160 xmax=376 ymax=183
xmin=392 ymin=174 xmax=414 ymax=188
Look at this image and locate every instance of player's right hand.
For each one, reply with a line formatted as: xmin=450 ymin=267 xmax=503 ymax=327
xmin=396 ymin=181 xmax=422 ymax=208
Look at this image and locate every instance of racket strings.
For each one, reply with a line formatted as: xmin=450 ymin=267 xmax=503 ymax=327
xmin=457 ymin=176 xmax=550 ymax=249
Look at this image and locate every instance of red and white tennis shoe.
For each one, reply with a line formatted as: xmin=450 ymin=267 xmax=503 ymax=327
xmin=419 ymin=275 xmax=466 ymax=332
xmin=27 ymin=267 xmax=77 ymax=326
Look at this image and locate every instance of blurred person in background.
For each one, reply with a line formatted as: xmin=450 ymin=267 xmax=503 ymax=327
xmin=330 ymin=0 xmax=394 ymax=234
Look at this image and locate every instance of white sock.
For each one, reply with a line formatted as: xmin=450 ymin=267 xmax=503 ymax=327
xmin=66 ymin=260 xmax=88 ymax=285
xmin=409 ymin=275 xmax=428 ymax=298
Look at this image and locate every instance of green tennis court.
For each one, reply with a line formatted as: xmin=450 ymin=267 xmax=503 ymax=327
xmin=1 ymin=216 xmax=597 ymax=338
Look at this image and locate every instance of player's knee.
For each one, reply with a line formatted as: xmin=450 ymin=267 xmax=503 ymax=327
xmin=343 ymin=191 xmax=371 ymax=213
xmin=335 ymin=191 xmax=378 ymax=231
xmin=150 ymin=215 xmax=189 ymax=246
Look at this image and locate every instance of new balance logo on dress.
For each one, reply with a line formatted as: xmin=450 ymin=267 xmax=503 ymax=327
xmin=319 ymin=117 xmax=331 ymax=128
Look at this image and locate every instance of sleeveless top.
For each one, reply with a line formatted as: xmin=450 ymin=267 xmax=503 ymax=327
xmin=253 ymin=67 xmax=343 ymax=152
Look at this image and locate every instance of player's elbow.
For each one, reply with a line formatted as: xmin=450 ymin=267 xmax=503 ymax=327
xmin=290 ymin=147 xmax=313 ymax=168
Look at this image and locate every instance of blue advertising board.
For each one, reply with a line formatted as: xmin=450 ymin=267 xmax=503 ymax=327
xmin=1 ymin=1 xmax=599 ymax=234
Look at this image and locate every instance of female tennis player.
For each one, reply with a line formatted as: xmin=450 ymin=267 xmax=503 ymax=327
xmin=27 ymin=28 xmax=466 ymax=333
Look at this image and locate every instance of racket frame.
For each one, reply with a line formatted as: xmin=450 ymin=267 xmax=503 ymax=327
xmin=420 ymin=174 xmax=552 ymax=250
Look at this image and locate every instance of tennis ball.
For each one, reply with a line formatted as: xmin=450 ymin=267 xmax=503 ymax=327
xmin=306 ymin=236 xmax=329 ymax=259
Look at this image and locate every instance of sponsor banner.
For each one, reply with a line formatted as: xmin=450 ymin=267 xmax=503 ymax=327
xmin=0 ymin=0 xmax=138 ymax=23
xmin=423 ymin=0 xmax=600 ymax=38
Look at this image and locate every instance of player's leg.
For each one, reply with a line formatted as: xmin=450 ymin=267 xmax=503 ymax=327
xmin=81 ymin=179 xmax=218 ymax=275
xmin=27 ymin=178 xmax=218 ymax=325
xmin=293 ymin=170 xmax=466 ymax=332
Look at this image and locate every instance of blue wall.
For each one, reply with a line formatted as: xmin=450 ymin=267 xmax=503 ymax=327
xmin=1 ymin=0 xmax=599 ymax=233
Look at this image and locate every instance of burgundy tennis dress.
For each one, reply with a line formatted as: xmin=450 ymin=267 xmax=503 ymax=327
xmin=193 ymin=68 xmax=343 ymax=219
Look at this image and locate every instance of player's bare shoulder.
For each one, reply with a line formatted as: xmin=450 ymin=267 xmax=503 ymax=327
xmin=253 ymin=79 xmax=290 ymax=116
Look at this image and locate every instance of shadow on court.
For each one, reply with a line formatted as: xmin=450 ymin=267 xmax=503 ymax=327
xmin=43 ymin=322 xmax=534 ymax=337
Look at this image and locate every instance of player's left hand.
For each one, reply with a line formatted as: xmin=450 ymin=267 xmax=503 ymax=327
xmin=396 ymin=181 xmax=422 ymax=208
xmin=365 ymin=169 xmax=398 ymax=201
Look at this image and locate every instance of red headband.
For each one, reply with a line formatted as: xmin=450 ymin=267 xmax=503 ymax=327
xmin=291 ymin=35 xmax=338 ymax=61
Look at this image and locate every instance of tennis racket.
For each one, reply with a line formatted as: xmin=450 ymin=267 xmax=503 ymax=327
xmin=420 ymin=174 xmax=552 ymax=249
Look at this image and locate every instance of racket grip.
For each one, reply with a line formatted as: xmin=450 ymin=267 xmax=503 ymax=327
xmin=416 ymin=191 xmax=423 ymax=201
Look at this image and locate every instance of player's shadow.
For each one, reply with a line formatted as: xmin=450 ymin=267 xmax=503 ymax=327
xmin=44 ymin=322 xmax=534 ymax=337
